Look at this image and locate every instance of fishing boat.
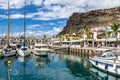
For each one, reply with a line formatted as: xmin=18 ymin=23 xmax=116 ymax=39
xmin=3 ymin=1 xmax=17 ymax=58
xmin=17 ymin=0 xmax=31 ymax=57
xmin=89 ymin=48 xmax=120 ymax=77
xmin=33 ymin=43 xmax=49 ymax=57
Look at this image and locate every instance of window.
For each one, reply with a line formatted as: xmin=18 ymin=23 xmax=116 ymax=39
xmin=21 ymin=48 xmax=27 ymax=51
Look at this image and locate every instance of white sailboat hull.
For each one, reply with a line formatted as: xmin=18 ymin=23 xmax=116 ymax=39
xmin=17 ymin=47 xmax=31 ymax=57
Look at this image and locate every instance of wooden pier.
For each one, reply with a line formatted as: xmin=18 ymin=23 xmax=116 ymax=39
xmin=49 ymin=45 xmax=98 ymax=56
xmin=49 ymin=45 xmax=120 ymax=56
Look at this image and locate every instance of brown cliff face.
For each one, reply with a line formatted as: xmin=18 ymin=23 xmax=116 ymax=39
xmin=59 ymin=7 xmax=120 ymax=35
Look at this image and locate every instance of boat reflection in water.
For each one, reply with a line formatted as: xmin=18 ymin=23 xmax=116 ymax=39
xmin=90 ymin=66 xmax=119 ymax=80
xmin=18 ymin=56 xmax=30 ymax=63
xmin=33 ymin=55 xmax=50 ymax=68
xmin=3 ymin=57 xmax=16 ymax=80
xmin=64 ymin=55 xmax=91 ymax=78
xmin=17 ymin=56 xmax=31 ymax=80
xmin=1 ymin=53 xmax=120 ymax=80
xmin=61 ymin=54 xmax=90 ymax=68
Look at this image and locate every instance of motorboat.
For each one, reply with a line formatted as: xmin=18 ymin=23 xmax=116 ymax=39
xmin=89 ymin=48 xmax=120 ymax=77
xmin=3 ymin=46 xmax=17 ymax=58
xmin=33 ymin=43 xmax=49 ymax=57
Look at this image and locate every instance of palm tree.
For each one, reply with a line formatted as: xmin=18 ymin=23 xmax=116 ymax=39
xmin=68 ymin=30 xmax=74 ymax=40
xmin=83 ymin=26 xmax=91 ymax=46
xmin=65 ymin=35 xmax=69 ymax=41
xmin=77 ymin=33 xmax=83 ymax=39
xmin=106 ymin=31 xmax=112 ymax=38
xmin=111 ymin=23 xmax=120 ymax=45
xmin=57 ymin=35 xmax=63 ymax=41
xmin=68 ymin=30 xmax=74 ymax=36
xmin=83 ymin=26 xmax=91 ymax=38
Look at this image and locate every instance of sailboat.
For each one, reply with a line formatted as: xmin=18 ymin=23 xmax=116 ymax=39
xmin=3 ymin=1 xmax=17 ymax=57
xmin=17 ymin=0 xmax=31 ymax=57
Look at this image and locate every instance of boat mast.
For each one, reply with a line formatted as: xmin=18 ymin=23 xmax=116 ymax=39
xmin=7 ymin=1 xmax=10 ymax=47
xmin=24 ymin=0 xmax=26 ymax=47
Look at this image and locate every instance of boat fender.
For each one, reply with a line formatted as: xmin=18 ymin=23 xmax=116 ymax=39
xmin=96 ymin=61 xmax=98 ymax=65
xmin=113 ymin=63 xmax=117 ymax=71
xmin=8 ymin=60 xmax=12 ymax=66
xmin=105 ymin=64 xmax=108 ymax=70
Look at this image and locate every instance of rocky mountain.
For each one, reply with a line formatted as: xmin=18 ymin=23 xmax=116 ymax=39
xmin=59 ymin=7 xmax=120 ymax=35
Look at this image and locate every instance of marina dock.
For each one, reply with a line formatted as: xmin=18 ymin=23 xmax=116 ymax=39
xmin=0 ymin=0 xmax=120 ymax=79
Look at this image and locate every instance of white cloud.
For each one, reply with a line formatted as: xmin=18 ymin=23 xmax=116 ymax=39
xmin=0 ymin=0 xmax=24 ymax=9
xmin=57 ymin=21 xmax=65 ymax=24
xmin=11 ymin=14 xmax=23 ymax=19
xmin=27 ymin=24 xmax=41 ymax=29
xmin=49 ymin=23 xmax=55 ymax=25
xmin=0 ymin=0 xmax=120 ymax=20
xmin=0 ymin=0 xmax=36 ymax=9
xmin=0 ymin=14 xmax=23 ymax=19
xmin=11 ymin=27 xmax=63 ymax=37
xmin=31 ymin=0 xmax=43 ymax=6
xmin=43 ymin=27 xmax=63 ymax=37
xmin=34 ymin=27 xmax=62 ymax=37
xmin=0 ymin=15 xmax=7 ymax=19
xmin=12 ymin=32 xmax=23 ymax=37
xmin=0 ymin=0 xmax=43 ymax=9
xmin=30 ymin=0 xmax=120 ymax=20
xmin=53 ymin=27 xmax=62 ymax=32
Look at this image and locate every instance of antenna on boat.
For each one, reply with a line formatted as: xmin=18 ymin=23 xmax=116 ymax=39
xmin=7 ymin=0 xmax=10 ymax=47
xmin=2 ymin=28 xmax=3 ymax=38
xmin=105 ymin=0 xmax=109 ymax=47
xmin=24 ymin=0 xmax=26 ymax=47
xmin=19 ymin=27 xmax=20 ymax=38
xmin=83 ymin=0 xmax=88 ymax=47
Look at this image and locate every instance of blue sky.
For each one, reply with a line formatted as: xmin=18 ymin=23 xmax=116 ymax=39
xmin=0 ymin=0 xmax=120 ymax=37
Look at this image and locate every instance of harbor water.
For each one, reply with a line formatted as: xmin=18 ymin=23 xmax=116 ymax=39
xmin=0 ymin=52 xmax=119 ymax=80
